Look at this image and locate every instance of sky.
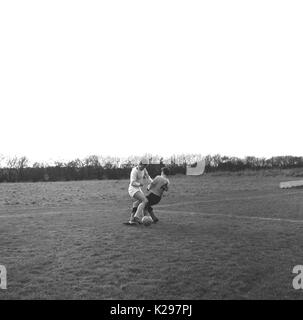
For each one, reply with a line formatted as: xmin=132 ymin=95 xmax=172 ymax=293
xmin=0 ymin=0 xmax=302 ymax=163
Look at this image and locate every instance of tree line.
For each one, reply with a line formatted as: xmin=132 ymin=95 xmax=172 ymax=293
xmin=0 ymin=154 xmax=303 ymax=183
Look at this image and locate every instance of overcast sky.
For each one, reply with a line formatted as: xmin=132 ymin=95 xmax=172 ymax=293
xmin=0 ymin=1 xmax=302 ymax=163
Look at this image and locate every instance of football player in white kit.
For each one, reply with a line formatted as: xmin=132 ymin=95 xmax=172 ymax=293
xmin=124 ymin=158 xmax=153 ymax=225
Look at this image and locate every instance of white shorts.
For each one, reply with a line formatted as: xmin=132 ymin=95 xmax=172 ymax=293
xmin=128 ymin=185 xmax=142 ymax=198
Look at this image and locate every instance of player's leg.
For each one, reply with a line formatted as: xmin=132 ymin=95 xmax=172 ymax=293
xmin=148 ymin=207 xmax=159 ymax=223
xmin=145 ymin=194 xmax=153 ymax=218
xmin=125 ymin=199 xmax=143 ymax=225
xmin=125 ymin=189 xmax=144 ymax=225
xmin=133 ymin=202 xmax=148 ymax=221
xmin=132 ymin=200 xmax=140 ymax=212
xmin=129 ymin=199 xmax=140 ymax=221
xmin=146 ymin=193 xmax=161 ymax=223
xmin=142 ymin=199 xmax=151 ymax=217
xmin=132 ymin=191 xmax=148 ymax=223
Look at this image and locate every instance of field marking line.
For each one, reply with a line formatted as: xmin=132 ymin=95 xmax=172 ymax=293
xmin=157 ymin=190 xmax=303 ymax=209
xmin=158 ymin=209 xmax=303 ymax=224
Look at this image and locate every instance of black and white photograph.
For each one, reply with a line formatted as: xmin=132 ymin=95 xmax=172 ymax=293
xmin=0 ymin=0 xmax=303 ymax=307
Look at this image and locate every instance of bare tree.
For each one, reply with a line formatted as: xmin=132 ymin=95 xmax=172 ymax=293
xmin=17 ymin=156 xmax=29 ymax=170
xmin=84 ymin=155 xmax=100 ymax=168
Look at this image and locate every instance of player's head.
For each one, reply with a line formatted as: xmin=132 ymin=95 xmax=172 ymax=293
xmin=161 ymin=167 xmax=169 ymax=176
xmin=138 ymin=157 xmax=149 ymax=170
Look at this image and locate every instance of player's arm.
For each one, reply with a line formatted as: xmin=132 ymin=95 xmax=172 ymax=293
xmin=160 ymin=178 xmax=170 ymax=192
xmin=161 ymin=182 xmax=169 ymax=192
xmin=147 ymin=176 xmax=159 ymax=191
xmin=144 ymin=168 xmax=153 ymax=184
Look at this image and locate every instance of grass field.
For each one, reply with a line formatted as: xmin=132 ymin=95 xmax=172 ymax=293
xmin=1 ymin=173 xmax=303 ymax=299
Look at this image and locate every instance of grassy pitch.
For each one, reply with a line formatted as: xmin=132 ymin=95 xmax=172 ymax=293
xmin=0 ymin=173 xmax=303 ymax=299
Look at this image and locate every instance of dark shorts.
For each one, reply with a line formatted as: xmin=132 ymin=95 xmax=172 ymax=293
xmin=146 ymin=193 xmax=161 ymax=212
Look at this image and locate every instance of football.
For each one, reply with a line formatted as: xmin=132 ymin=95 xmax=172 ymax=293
xmin=142 ymin=215 xmax=153 ymax=226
